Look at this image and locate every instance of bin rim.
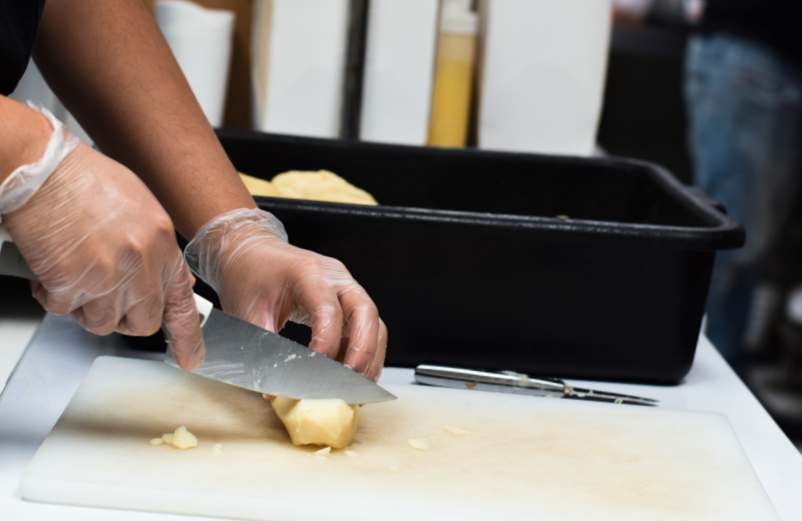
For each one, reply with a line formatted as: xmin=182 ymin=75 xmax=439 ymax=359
xmin=219 ymin=129 xmax=745 ymax=251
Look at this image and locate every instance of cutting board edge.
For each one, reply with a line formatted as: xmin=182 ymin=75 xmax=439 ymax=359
xmin=21 ymin=474 xmax=483 ymax=521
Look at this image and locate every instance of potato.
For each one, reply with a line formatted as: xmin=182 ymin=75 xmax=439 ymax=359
xmin=152 ymin=425 xmax=198 ymax=450
xmin=407 ymin=438 xmax=430 ymax=451
xmin=271 ymin=397 xmax=358 ymax=449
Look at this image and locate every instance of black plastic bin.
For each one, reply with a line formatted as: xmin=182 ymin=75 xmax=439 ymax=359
xmin=217 ymin=129 xmax=744 ymax=384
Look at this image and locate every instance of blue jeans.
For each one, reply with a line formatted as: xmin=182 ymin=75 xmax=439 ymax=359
xmin=685 ymin=34 xmax=802 ymax=365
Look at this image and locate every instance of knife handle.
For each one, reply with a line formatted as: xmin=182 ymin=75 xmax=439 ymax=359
xmin=415 ymin=365 xmax=566 ymax=394
xmin=0 ymin=223 xmax=214 ymax=327
xmin=0 ymin=225 xmax=36 ymax=280
xmin=193 ymin=294 xmax=213 ymax=327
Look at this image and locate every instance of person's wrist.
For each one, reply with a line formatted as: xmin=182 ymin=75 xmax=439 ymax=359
xmin=184 ymin=208 xmax=288 ymax=285
xmin=190 ymin=208 xmax=288 ymax=247
xmin=0 ymin=103 xmax=80 ymax=219
xmin=0 ymin=99 xmax=52 ymax=182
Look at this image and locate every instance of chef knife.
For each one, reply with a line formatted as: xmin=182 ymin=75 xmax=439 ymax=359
xmin=0 ymin=226 xmax=395 ymax=404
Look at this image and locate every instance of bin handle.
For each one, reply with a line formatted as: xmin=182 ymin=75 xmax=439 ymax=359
xmin=686 ymin=186 xmax=728 ymax=215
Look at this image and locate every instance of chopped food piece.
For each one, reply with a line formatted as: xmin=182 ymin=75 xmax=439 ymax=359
xmin=153 ymin=426 xmax=199 ymax=450
xmin=407 ymin=438 xmax=430 ymax=451
xmin=314 ymin=447 xmax=332 ymax=457
xmin=443 ymin=426 xmax=469 ymax=437
xmin=344 ymin=450 xmax=358 ymax=457
xmin=271 ymin=397 xmax=359 ymax=449
xmin=271 ymin=170 xmax=377 ymax=205
xmin=239 ymin=173 xmax=281 ymax=197
xmin=213 ymin=443 xmax=224 ymax=454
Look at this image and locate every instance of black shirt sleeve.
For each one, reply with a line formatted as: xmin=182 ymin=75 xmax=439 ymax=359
xmin=0 ymin=0 xmax=46 ymax=95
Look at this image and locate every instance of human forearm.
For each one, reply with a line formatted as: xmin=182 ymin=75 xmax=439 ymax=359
xmin=0 ymin=96 xmax=51 ymax=182
xmin=33 ymin=0 xmax=255 ymax=238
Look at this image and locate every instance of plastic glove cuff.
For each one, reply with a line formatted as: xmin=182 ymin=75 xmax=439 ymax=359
xmin=184 ymin=207 xmax=289 ymax=283
xmin=0 ymin=103 xmax=80 ymax=219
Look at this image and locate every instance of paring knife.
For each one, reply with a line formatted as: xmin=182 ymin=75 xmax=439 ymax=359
xmin=415 ymin=365 xmax=658 ymax=406
xmin=0 ymin=225 xmax=395 ymax=405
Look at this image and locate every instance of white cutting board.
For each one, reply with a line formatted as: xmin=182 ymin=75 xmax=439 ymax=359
xmin=22 ymin=357 xmax=778 ymax=521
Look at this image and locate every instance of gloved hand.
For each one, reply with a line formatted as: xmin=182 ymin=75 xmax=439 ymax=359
xmin=0 ymin=105 xmax=204 ymax=369
xmin=185 ymin=208 xmax=387 ymax=381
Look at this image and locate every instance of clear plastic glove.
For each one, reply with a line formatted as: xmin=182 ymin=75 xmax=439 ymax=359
xmin=0 ymin=106 xmax=204 ymax=369
xmin=185 ymin=208 xmax=387 ymax=381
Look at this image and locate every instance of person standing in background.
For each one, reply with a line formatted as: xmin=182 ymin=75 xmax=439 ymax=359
xmin=614 ymin=0 xmax=802 ymax=368
xmin=685 ymin=0 xmax=802 ymax=368
xmin=613 ymin=0 xmax=703 ymax=26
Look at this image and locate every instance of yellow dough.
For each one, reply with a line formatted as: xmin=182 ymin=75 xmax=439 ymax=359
xmin=239 ymin=172 xmax=281 ymax=197
xmin=271 ymin=170 xmax=378 ymax=205
xmin=240 ymin=170 xmax=377 ymax=205
xmin=151 ymin=425 xmax=198 ymax=450
xmin=271 ymin=397 xmax=358 ymax=449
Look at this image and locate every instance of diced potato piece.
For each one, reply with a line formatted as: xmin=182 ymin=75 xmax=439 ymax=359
xmin=271 ymin=397 xmax=358 ymax=449
xmin=444 ymin=426 xmax=469 ymax=437
xmin=153 ymin=425 xmax=199 ymax=450
xmin=407 ymin=438 xmax=430 ymax=451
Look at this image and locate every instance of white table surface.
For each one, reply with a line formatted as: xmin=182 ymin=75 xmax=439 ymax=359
xmin=1 ymin=313 xmax=801 ymax=521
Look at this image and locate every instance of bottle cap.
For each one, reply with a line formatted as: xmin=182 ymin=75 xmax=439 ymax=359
xmin=440 ymin=0 xmax=478 ymax=35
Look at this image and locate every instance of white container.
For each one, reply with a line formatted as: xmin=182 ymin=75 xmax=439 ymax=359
xmin=478 ymin=0 xmax=613 ymax=156
xmin=155 ymin=0 xmax=235 ymax=127
xmin=359 ymin=0 xmax=440 ymax=145
xmin=251 ymin=0 xmax=349 ymax=138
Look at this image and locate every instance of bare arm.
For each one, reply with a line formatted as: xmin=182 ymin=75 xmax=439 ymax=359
xmin=33 ymin=0 xmax=255 ymax=238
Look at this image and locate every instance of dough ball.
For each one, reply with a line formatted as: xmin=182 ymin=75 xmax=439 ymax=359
xmin=271 ymin=397 xmax=358 ymax=449
xmin=271 ymin=170 xmax=377 ymax=206
xmin=239 ymin=172 xmax=281 ymax=197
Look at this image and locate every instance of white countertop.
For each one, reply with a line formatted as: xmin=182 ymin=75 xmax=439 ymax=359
xmin=1 ymin=313 xmax=801 ymax=521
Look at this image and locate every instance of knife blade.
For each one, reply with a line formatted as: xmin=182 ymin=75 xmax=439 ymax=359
xmin=0 ymin=226 xmax=35 ymax=279
xmin=178 ymin=294 xmax=396 ymax=404
xmin=415 ymin=365 xmax=658 ymax=406
xmin=0 ymin=228 xmax=395 ymax=404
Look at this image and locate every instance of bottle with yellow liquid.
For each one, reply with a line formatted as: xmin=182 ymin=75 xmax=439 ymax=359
xmin=427 ymin=0 xmax=479 ymax=148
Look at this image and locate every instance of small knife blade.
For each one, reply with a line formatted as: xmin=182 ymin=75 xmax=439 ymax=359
xmin=0 ymin=231 xmax=395 ymax=405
